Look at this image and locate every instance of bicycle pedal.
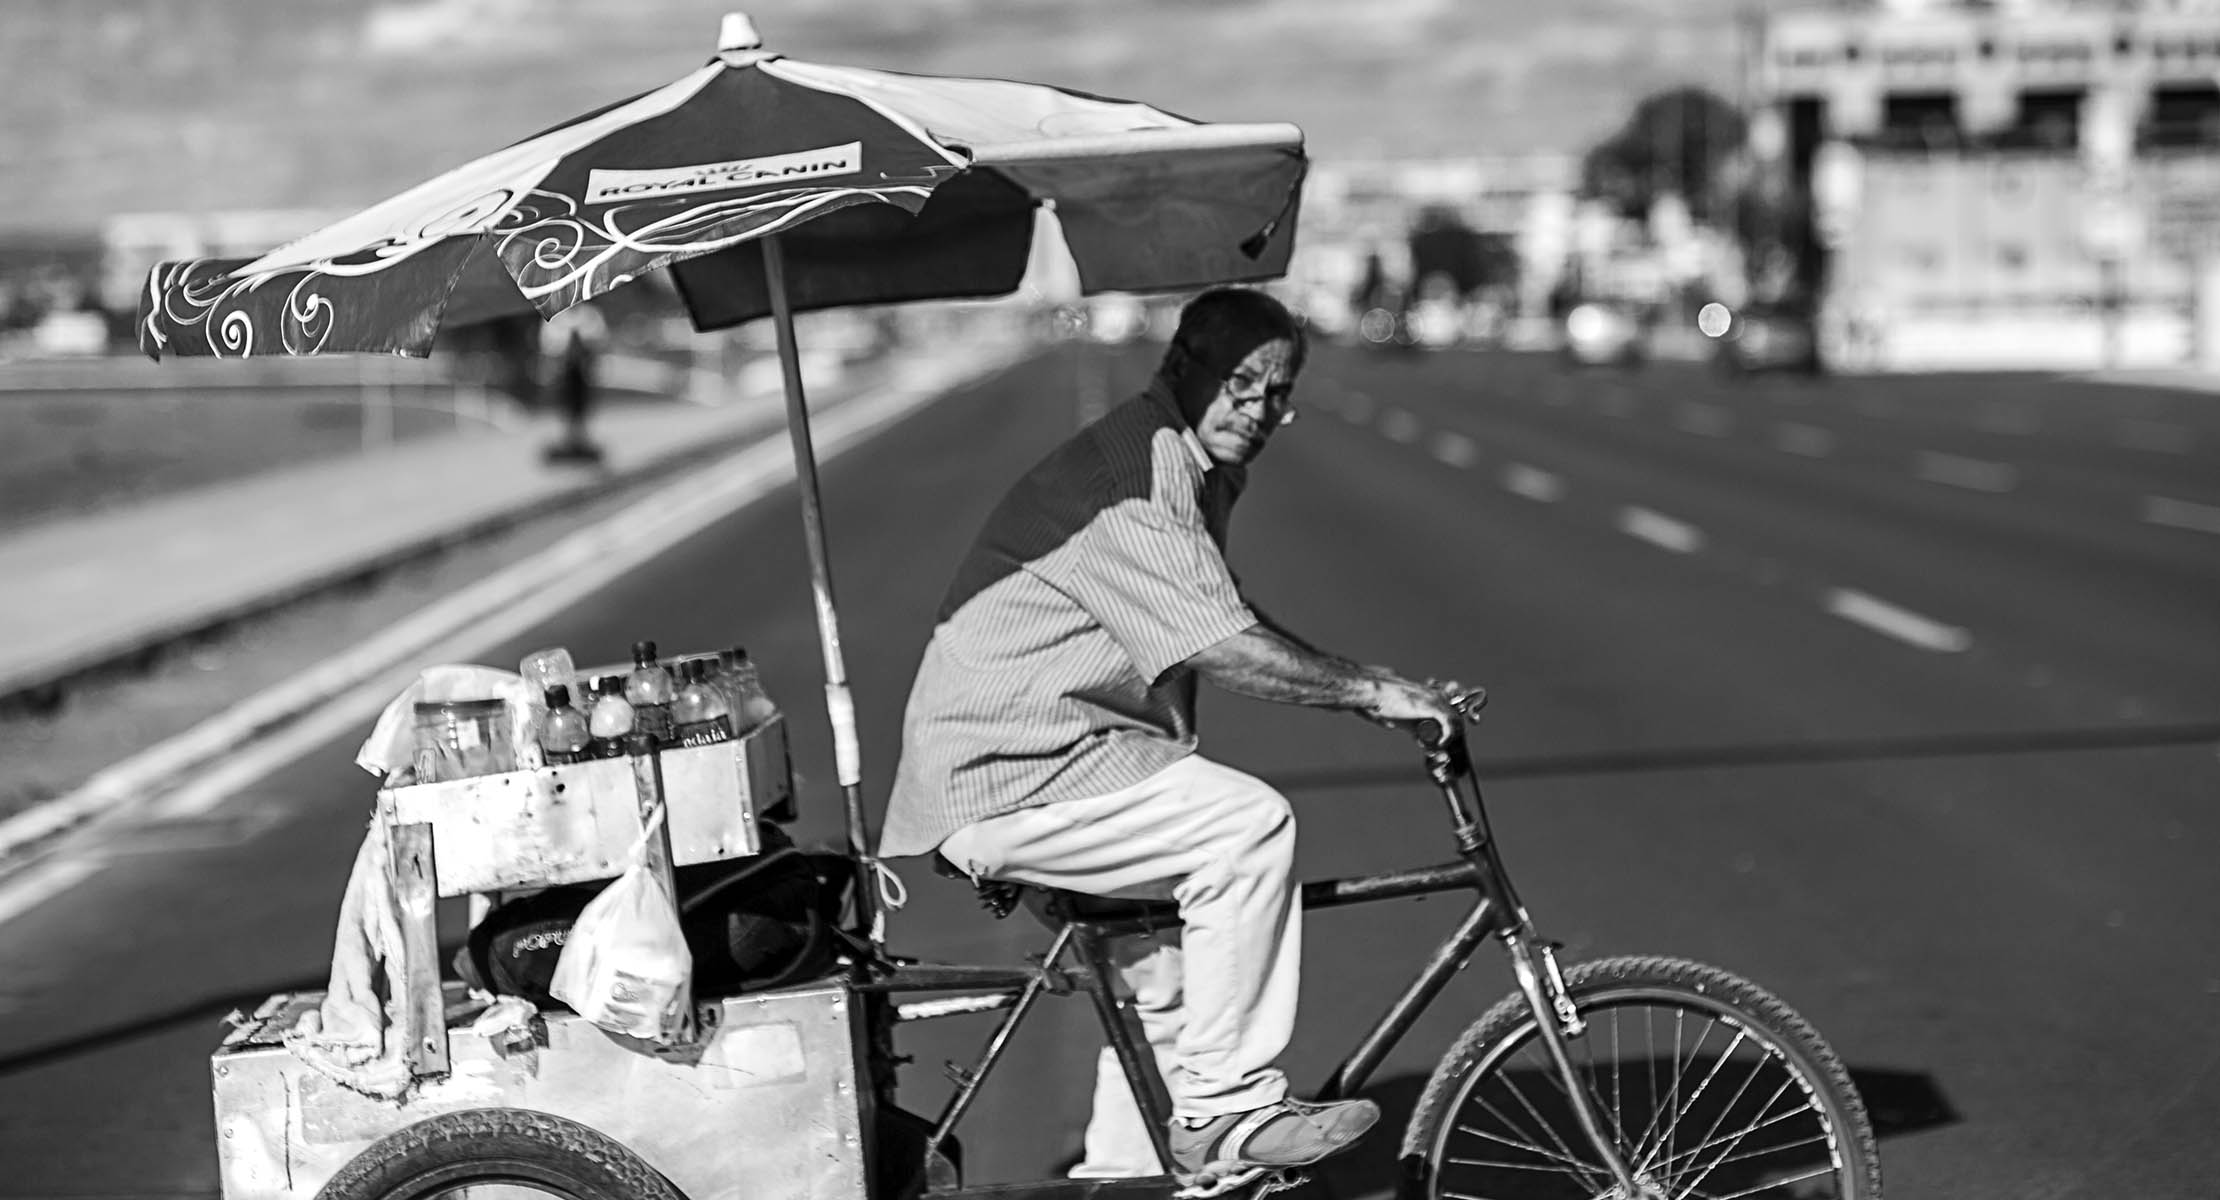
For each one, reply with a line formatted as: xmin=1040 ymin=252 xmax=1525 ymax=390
xmin=1173 ymin=1167 xmax=1266 ymax=1199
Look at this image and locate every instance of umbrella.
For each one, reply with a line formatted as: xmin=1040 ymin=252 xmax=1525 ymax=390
xmin=138 ymin=11 xmax=1307 ymax=946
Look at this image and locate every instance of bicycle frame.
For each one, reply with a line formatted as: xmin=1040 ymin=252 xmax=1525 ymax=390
xmin=858 ymin=732 xmax=1645 ymax=1200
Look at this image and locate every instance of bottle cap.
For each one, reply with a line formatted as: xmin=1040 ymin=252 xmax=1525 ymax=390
xmin=633 ymin=639 xmax=659 ymax=665
xmin=544 ymin=684 xmax=571 ymax=707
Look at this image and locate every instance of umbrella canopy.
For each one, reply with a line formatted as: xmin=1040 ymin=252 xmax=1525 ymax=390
xmin=137 ymin=14 xmax=1306 ymax=359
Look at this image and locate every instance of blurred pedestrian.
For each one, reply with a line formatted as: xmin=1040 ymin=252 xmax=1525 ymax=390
xmin=541 ymin=303 xmax=609 ymax=465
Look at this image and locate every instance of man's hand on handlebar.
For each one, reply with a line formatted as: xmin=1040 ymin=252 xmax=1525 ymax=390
xmin=1361 ymin=673 xmax=1478 ymax=740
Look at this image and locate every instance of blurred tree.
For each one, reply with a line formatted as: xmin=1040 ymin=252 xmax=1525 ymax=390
xmin=1406 ymin=206 xmax=1520 ymax=300
xmin=1580 ymin=86 xmax=1748 ymax=225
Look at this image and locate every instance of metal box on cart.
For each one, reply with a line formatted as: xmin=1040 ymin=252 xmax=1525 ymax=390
xmin=205 ymin=716 xmax=867 ymax=1200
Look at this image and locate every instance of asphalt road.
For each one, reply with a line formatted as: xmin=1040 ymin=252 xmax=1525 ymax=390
xmin=0 ymin=342 xmax=2215 ymax=1199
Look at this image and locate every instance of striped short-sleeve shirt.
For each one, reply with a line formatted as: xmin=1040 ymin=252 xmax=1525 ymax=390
xmin=879 ymin=382 xmax=1256 ymax=858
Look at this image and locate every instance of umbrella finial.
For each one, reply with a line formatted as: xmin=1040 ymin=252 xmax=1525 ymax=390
xmin=719 ymin=12 xmax=762 ymax=53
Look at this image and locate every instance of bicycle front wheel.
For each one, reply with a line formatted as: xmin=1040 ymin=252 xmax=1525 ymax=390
xmin=1403 ymin=955 xmax=1880 ymax=1200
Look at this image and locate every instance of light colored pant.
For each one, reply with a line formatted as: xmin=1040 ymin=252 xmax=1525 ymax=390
xmin=939 ymin=753 xmax=1301 ymax=1175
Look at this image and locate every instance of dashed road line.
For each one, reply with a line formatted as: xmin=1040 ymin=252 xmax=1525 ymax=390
xmin=1824 ymin=589 xmax=1971 ymax=653
xmin=1774 ymin=422 xmax=1836 ymax=458
xmin=2143 ymin=494 xmax=2220 ymax=535
xmin=1379 ymin=408 xmax=1421 ymax=443
xmin=1674 ymin=403 xmax=1733 ymax=438
xmin=1914 ymin=450 xmax=2019 ymax=493
xmin=1501 ymin=463 xmax=1564 ymax=502
xmin=2117 ymin=420 xmax=2195 ymax=454
xmin=1616 ymin=506 xmax=1705 ymax=553
xmin=1431 ymin=432 xmax=1477 ymax=468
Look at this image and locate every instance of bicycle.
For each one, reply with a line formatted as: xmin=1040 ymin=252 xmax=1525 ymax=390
xmin=860 ymin=700 xmax=1882 ymax=1200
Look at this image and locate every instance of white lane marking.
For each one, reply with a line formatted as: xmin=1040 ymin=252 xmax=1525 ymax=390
xmin=1674 ymin=403 xmax=1733 ymax=437
xmin=1774 ymin=422 xmax=1836 ymax=458
xmin=1500 ymin=463 xmax=1564 ymax=502
xmin=1615 ymin=506 xmax=1705 ymax=554
xmin=1431 ymin=432 xmax=1477 ymax=468
xmin=1379 ymin=408 xmax=1421 ymax=444
xmin=0 ymin=857 xmax=103 ymax=929
xmin=2143 ymin=494 xmax=2220 ymax=535
xmin=1824 ymin=589 xmax=1971 ymax=653
xmin=2118 ymin=420 xmax=2194 ymax=454
xmin=1914 ymin=451 xmax=2019 ymax=493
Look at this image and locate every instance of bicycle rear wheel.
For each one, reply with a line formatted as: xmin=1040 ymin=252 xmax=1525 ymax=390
xmin=1403 ymin=955 xmax=1879 ymax=1200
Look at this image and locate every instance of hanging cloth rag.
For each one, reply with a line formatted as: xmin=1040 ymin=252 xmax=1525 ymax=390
xmin=282 ymin=822 xmax=414 ymax=1100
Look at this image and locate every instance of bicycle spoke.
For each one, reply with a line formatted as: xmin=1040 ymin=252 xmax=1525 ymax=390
xmin=1666 ymin=1076 xmax=1808 ymax=1199
xmin=1632 ymin=1010 xmax=1715 ymax=1171
xmin=1458 ymin=1072 xmax=1575 ymax=1167
xmin=1609 ymin=1005 xmax=1626 ymax=1149
xmin=1648 ymin=1090 xmax=1808 ymax=1180
xmin=1485 ymin=1065 xmax=1607 ymax=1191
xmin=1580 ymin=1007 xmax=1636 ymax=1153
xmin=1700 ymin=1163 xmax=1840 ymax=1200
xmin=1637 ymin=1023 xmax=1747 ymax=1177
xmin=1684 ymin=1129 xmax=1836 ymax=1176
xmin=1447 ymin=1155 xmax=1603 ymax=1173
xmin=1662 ymin=1033 xmax=1783 ymax=1185
xmin=1451 ymin=1120 xmax=1603 ymax=1177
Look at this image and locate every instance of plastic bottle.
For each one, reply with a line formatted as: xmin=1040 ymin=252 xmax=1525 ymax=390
xmin=587 ymin=675 xmax=637 ymax=758
xmin=717 ymin=646 xmax=780 ymax=732
xmin=625 ymin=640 xmax=676 ymax=743
xmin=518 ymin=646 xmax=577 ymax=699
xmin=538 ymin=684 xmax=591 ymax=766
xmin=671 ymin=659 xmax=735 ymax=748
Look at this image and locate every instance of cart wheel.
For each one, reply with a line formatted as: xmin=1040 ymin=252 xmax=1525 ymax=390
xmin=314 ymin=1107 xmax=686 ymax=1200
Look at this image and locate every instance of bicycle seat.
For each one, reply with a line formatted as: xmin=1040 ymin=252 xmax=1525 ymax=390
xmin=933 ymin=853 xmax=1178 ymax=929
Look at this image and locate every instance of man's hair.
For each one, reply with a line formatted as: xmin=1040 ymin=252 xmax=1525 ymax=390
xmin=1162 ymin=288 xmax=1307 ymax=381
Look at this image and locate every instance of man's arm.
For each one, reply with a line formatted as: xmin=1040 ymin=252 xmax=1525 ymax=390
xmin=1184 ymin=622 xmax=1461 ymax=729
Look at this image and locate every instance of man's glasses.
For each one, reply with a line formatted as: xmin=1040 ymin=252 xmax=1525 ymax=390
xmin=1224 ymin=367 xmax=1299 ymax=427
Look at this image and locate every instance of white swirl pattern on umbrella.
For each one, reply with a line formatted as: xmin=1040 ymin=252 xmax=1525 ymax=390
xmin=144 ymin=177 xmax=933 ymax=356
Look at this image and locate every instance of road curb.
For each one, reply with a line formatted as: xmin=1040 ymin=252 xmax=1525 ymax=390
xmin=0 ymin=341 xmax=1032 ymax=871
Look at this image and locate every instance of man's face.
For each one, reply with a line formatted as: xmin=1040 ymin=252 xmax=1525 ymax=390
xmin=1191 ymin=337 xmax=1299 ymax=467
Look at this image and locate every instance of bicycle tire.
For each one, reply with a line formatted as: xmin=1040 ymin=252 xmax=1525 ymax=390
xmin=313 ymin=1107 xmax=686 ymax=1200
xmin=1402 ymin=955 xmax=1880 ymax=1200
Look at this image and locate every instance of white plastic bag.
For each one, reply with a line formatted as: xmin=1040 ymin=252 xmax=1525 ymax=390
xmin=549 ymin=805 xmax=694 ymax=1042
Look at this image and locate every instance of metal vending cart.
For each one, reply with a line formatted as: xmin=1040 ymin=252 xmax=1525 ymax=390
xmin=202 ymin=719 xmax=897 ymax=1200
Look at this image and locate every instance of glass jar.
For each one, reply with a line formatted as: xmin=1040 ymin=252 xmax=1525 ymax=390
xmin=411 ymin=698 xmax=518 ymax=783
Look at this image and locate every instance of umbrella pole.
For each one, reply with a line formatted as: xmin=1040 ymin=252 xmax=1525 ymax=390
xmin=761 ymin=234 xmax=882 ymax=952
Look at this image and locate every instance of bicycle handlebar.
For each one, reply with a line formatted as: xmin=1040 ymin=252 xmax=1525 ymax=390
xmin=1415 ymin=686 xmax=1489 ymax=750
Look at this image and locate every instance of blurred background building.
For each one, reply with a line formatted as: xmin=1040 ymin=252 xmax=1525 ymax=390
xmin=1757 ymin=0 xmax=2220 ymax=370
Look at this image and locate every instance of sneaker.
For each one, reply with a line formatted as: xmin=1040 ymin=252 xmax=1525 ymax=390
xmin=1170 ymin=1096 xmax=1380 ymax=1186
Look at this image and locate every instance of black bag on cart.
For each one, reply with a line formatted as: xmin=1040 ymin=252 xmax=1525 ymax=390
xmin=459 ymin=823 xmax=849 ymax=1007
